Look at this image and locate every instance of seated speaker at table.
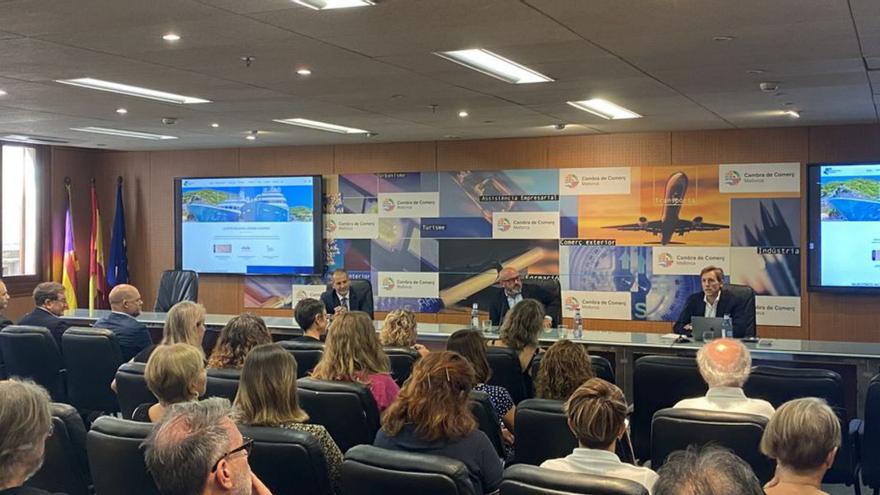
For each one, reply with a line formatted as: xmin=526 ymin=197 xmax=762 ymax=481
xmin=320 ymin=269 xmax=373 ymax=318
xmin=672 ymin=266 xmax=756 ymax=339
xmin=489 ymin=267 xmax=561 ymax=327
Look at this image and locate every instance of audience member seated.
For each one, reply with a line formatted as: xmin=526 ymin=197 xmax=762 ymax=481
xmin=534 ymin=339 xmax=595 ymax=401
xmin=292 ymin=298 xmax=329 ymax=343
xmin=0 ymin=379 xmax=54 ymax=495
xmin=447 ymin=329 xmax=515 ymax=444
xmin=673 ymin=266 xmax=753 ymax=338
xmin=134 ymin=343 xmax=207 ymax=422
xmin=489 ymin=267 xmax=557 ymax=328
xmin=144 ymin=397 xmax=271 ymax=495
xmin=310 ymin=311 xmax=399 ymax=411
xmin=320 ymin=269 xmax=373 ymax=317
xmin=207 ymin=314 xmax=272 ymax=370
xmin=379 ymin=309 xmax=428 ymax=358
xmin=760 ymin=398 xmax=840 ymax=495
xmin=133 ymin=300 xmax=207 ymax=363
xmin=541 ymin=378 xmax=657 ymax=494
xmin=0 ymin=279 xmax=12 ymax=330
xmin=17 ymin=282 xmax=70 ymax=348
xmin=653 ymin=445 xmax=763 ymax=495
xmin=673 ymin=338 xmax=775 ymax=419
xmin=374 ymin=351 xmax=503 ymax=494
xmin=94 ymin=284 xmax=151 ymax=361
xmin=493 ymin=298 xmax=544 ymax=376
xmin=235 ymin=343 xmax=343 ymax=493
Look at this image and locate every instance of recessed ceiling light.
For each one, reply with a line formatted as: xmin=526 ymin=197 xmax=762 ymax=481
xmin=246 ymin=135 xmax=257 ymax=141
xmin=55 ymin=78 xmax=210 ymax=104
xmin=116 ymin=108 xmax=128 ymax=115
xmin=162 ymin=33 xmax=181 ymax=42
xmin=211 ymin=123 xmax=220 ymax=128
xmin=71 ymin=126 xmax=178 ymax=140
xmin=296 ymin=68 xmax=312 ymax=76
xmin=273 ymin=118 xmax=370 ymax=134
xmin=746 ymin=69 xmax=765 ymax=75
xmin=458 ymin=110 xmax=469 ymax=118
xmin=713 ymin=35 xmax=736 ymax=42
xmin=2 ymin=134 xmax=69 ymax=144
xmin=566 ymin=99 xmax=642 ymax=120
xmin=435 ymin=49 xmax=554 ymax=84
xmin=292 ymin=0 xmax=374 ymax=10
xmin=784 ymin=110 xmax=800 ymax=119
xmin=0 ymin=89 xmax=6 ymax=96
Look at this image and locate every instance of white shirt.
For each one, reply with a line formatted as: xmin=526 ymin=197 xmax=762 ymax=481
xmin=674 ymin=386 xmax=775 ymax=419
xmin=506 ymin=292 xmax=523 ymax=310
xmin=541 ymin=448 xmax=658 ymax=495
xmin=703 ymin=290 xmax=721 ymax=318
xmin=335 ymin=291 xmax=350 ymax=310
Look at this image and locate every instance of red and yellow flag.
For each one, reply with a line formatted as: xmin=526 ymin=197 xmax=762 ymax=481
xmin=89 ymin=180 xmax=108 ymax=310
xmin=62 ymin=182 xmax=79 ymax=309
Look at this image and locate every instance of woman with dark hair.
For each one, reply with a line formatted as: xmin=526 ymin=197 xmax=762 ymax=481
xmin=374 ymin=351 xmax=504 ymax=494
xmin=494 ymin=298 xmax=544 ymax=374
xmin=207 ymin=313 xmax=272 ymax=369
xmin=534 ymin=340 xmax=595 ymax=401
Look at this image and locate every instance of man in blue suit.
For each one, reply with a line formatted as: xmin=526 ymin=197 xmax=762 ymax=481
xmin=320 ymin=269 xmax=374 ymax=318
xmin=94 ymin=284 xmax=152 ymax=361
xmin=18 ymin=281 xmax=70 ymax=347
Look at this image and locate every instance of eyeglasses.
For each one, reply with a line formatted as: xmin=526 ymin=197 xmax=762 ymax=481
xmin=210 ymin=437 xmax=254 ymax=472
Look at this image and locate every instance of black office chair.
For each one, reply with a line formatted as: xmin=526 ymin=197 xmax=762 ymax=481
xmin=862 ymin=375 xmax=880 ymax=495
xmin=522 ymin=278 xmax=562 ymax=326
xmin=87 ymin=416 xmax=159 ymax=495
xmin=279 ymin=340 xmax=324 ymax=378
xmin=115 ymin=362 xmax=155 ymax=420
xmin=238 ymin=424 xmax=334 ymax=495
xmin=487 ymin=346 xmax=532 ymax=404
xmin=500 ymin=464 xmax=649 ymax=495
xmin=512 ymin=399 xmax=576 ymax=466
xmin=204 ymin=367 xmax=241 ymax=401
xmin=63 ymin=327 xmax=123 ymax=413
xmin=469 ymin=389 xmax=506 ymax=458
xmin=297 ymin=377 xmax=380 ymax=453
xmin=154 ymin=269 xmax=199 ymax=312
xmin=0 ymin=325 xmax=67 ymax=402
xmin=530 ymin=354 xmax=616 ymax=385
xmin=385 ymin=346 xmax=420 ymax=386
xmin=651 ymin=408 xmax=773 ymax=484
xmin=342 ymin=444 xmax=476 ymax=495
xmin=631 ymin=355 xmax=705 ymax=461
xmin=349 ymin=278 xmax=375 ymax=318
xmin=26 ymin=403 xmax=90 ymax=495
xmin=724 ymin=283 xmax=757 ymax=338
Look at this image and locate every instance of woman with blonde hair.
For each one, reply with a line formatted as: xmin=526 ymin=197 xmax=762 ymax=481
xmin=379 ymin=309 xmax=428 ymax=357
xmin=134 ymin=343 xmax=207 ymax=422
xmin=535 ymin=340 xmax=595 ymax=401
xmin=236 ymin=343 xmax=343 ymax=493
xmin=495 ymin=298 xmax=544 ymax=373
xmin=375 ymin=351 xmax=503 ymax=494
xmin=207 ymin=313 xmax=272 ymax=369
xmin=311 ymin=311 xmax=399 ymax=411
xmin=133 ymin=300 xmax=207 ymax=363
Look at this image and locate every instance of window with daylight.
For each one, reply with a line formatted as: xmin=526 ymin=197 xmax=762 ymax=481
xmin=2 ymin=145 xmax=38 ymax=277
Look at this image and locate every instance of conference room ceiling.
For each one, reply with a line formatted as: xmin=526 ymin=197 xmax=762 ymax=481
xmin=0 ymin=0 xmax=876 ymax=150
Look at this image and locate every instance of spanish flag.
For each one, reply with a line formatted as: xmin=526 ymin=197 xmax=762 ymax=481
xmin=62 ymin=181 xmax=79 ymax=310
xmin=89 ymin=180 xmax=108 ymax=310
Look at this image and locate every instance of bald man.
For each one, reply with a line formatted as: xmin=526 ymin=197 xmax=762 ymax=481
xmin=674 ymin=338 xmax=775 ymax=419
xmin=488 ymin=267 xmax=561 ymax=327
xmin=94 ymin=284 xmax=152 ymax=361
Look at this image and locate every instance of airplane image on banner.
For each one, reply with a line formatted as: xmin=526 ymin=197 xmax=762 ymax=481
xmin=602 ymin=171 xmax=728 ymax=245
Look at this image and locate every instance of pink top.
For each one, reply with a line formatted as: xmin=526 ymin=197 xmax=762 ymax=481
xmin=360 ymin=373 xmax=400 ymax=411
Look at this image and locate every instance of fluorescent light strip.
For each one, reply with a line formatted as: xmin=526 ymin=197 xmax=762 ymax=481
xmin=435 ymin=49 xmax=553 ymax=84
xmin=56 ymin=78 xmax=210 ymax=104
xmin=292 ymin=0 xmax=374 ymax=10
xmin=70 ymin=127 xmax=178 ymax=140
xmin=566 ymin=99 xmax=641 ymax=120
xmin=273 ymin=118 xmax=369 ymax=134
xmin=3 ymin=135 xmax=69 ymax=144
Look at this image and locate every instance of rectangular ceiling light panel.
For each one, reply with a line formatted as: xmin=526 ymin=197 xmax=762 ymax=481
xmin=435 ymin=49 xmax=553 ymax=84
xmin=293 ymin=0 xmax=374 ymax=9
xmin=56 ymin=78 xmax=211 ymax=104
xmin=273 ymin=118 xmax=369 ymax=134
xmin=70 ymin=126 xmax=178 ymax=140
xmin=566 ymin=99 xmax=641 ymax=120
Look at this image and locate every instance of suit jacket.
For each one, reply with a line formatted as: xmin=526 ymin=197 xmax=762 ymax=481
xmin=489 ymin=283 xmax=562 ymax=326
xmin=320 ymin=287 xmax=374 ymax=318
xmin=94 ymin=312 xmax=153 ymax=362
xmin=18 ymin=308 xmax=69 ymax=348
xmin=673 ymin=289 xmax=753 ymax=338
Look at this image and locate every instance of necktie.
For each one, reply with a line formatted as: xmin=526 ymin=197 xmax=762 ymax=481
xmin=341 ymin=296 xmax=349 ymax=310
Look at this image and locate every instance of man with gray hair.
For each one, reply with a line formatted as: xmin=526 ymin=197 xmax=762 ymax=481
xmin=673 ymin=338 xmax=774 ymax=419
xmin=144 ymin=398 xmax=271 ymax=495
xmin=0 ymin=379 xmax=55 ymax=494
xmin=18 ymin=281 xmax=70 ymax=347
xmin=653 ymin=445 xmax=763 ymax=495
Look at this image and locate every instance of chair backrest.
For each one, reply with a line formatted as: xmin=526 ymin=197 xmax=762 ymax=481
xmin=26 ymin=403 xmax=90 ymax=495
xmin=296 ymin=377 xmax=380 ymax=452
xmin=385 ymin=346 xmax=419 ymax=386
xmin=349 ymin=278 xmax=374 ymax=317
xmin=651 ymin=408 xmax=773 ymax=483
xmin=487 ymin=346 xmax=531 ymax=404
xmin=469 ymin=389 xmax=506 ymax=458
xmin=278 ymin=340 xmax=324 ymax=378
xmin=631 ymin=355 xmax=705 ymax=461
xmin=500 ymin=464 xmax=649 ymax=495
xmin=522 ymin=278 xmax=561 ymax=325
xmin=115 ymin=362 xmax=155 ymax=420
xmin=154 ymin=269 xmax=199 ymax=312
xmin=204 ymin=367 xmax=241 ymax=401
xmin=238 ymin=424 xmax=334 ymax=495
xmin=342 ymin=444 xmax=475 ymax=495
xmin=724 ymin=283 xmax=756 ymax=338
xmin=862 ymin=375 xmax=880 ymax=489
xmin=63 ymin=327 xmax=123 ymax=412
xmin=87 ymin=416 xmax=159 ymax=495
xmin=0 ymin=325 xmax=66 ymax=401
xmin=512 ymin=398 xmax=576 ymax=466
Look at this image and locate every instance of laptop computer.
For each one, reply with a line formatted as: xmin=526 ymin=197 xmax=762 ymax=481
xmin=691 ymin=316 xmax=725 ymax=342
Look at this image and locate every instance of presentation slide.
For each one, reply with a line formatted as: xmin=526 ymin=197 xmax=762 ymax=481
xmin=818 ymin=164 xmax=880 ymax=288
xmin=179 ymin=176 xmax=317 ymax=274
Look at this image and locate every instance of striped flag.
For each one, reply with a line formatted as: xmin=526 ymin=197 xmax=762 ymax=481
xmin=62 ymin=181 xmax=79 ymax=309
xmin=89 ymin=180 xmax=108 ymax=310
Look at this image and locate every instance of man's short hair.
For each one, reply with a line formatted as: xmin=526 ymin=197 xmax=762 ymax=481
xmin=653 ymin=445 xmax=763 ymax=495
xmin=144 ymin=398 xmax=236 ymax=495
xmin=0 ymin=380 xmax=52 ymax=487
xmin=331 ymin=269 xmax=348 ymax=279
xmin=33 ymin=282 xmax=64 ymax=306
xmin=294 ymin=298 xmax=325 ymax=330
xmin=699 ymin=266 xmax=724 ymax=283
xmin=696 ymin=338 xmax=751 ymax=388
xmin=760 ymin=397 xmax=841 ymax=472
xmin=565 ymin=378 xmax=627 ymax=449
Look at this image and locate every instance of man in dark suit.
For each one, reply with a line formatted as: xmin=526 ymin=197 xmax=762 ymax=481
xmin=94 ymin=284 xmax=152 ymax=361
xmin=320 ymin=269 xmax=374 ymax=318
xmin=18 ymin=281 xmax=69 ymax=347
xmin=292 ymin=297 xmax=328 ymax=343
xmin=673 ymin=266 xmax=754 ymax=338
xmin=0 ymin=279 xmax=12 ymax=330
xmin=489 ymin=267 xmax=561 ymax=327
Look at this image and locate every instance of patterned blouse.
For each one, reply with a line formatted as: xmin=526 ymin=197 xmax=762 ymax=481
xmin=474 ymin=383 xmax=515 ymax=423
xmin=279 ymin=422 xmax=344 ymax=495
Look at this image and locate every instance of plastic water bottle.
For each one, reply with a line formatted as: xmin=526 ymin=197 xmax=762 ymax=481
xmin=471 ymin=303 xmax=480 ymax=329
xmin=573 ymin=310 xmax=584 ymax=339
xmin=722 ymin=314 xmax=733 ymax=338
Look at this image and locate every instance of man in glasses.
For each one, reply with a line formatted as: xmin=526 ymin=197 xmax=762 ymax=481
xmin=144 ymin=398 xmax=271 ymax=495
xmin=489 ymin=266 xmax=561 ymax=327
xmin=0 ymin=379 xmax=54 ymax=494
xmin=18 ymin=282 xmax=70 ymax=348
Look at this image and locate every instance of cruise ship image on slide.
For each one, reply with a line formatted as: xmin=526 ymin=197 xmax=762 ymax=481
xmin=185 ymin=193 xmax=247 ymax=222
xmin=240 ymin=187 xmax=290 ymax=222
